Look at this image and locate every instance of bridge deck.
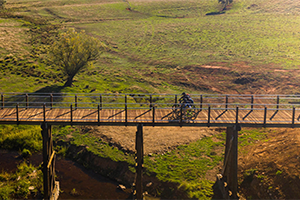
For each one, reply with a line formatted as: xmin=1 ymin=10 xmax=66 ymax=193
xmin=0 ymin=107 xmax=299 ymax=127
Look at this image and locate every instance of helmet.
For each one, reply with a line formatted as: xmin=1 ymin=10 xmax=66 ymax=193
xmin=182 ymin=92 xmax=186 ymax=95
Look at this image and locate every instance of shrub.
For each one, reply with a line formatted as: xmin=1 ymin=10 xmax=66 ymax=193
xmin=0 ymin=185 xmax=13 ymax=200
xmin=21 ymin=149 xmax=32 ymax=158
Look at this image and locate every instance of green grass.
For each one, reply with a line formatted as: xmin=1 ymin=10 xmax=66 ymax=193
xmin=238 ymin=128 xmax=270 ymax=147
xmin=52 ymin=125 xmax=135 ymax=164
xmin=0 ymin=125 xmax=42 ymax=152
xmin=0 ymin=162 xmax=43 ymax=199
xmin=144 ymin=135 xmax=224 ymax=198
xmin=2 ymin=0 xmax=300 ymax=95
xmin=82 ymin=14 xmax=300 ymax=69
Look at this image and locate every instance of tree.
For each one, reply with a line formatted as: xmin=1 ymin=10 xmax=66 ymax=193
xmin=48 ymin=28 xmax=106 ymax=87
xmin=218 ymin=0 xmax=233 ymax=11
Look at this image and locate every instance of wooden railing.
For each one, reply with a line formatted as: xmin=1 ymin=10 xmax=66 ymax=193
xmin=2 ymin=93 xmax=300 ymax=127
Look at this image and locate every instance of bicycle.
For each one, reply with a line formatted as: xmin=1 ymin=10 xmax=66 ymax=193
xmin=169 ymin=100 xmax=198 ymax=121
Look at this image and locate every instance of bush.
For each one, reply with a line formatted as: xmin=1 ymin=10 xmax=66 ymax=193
xmin=0 ymin=185 xmax=13 ymax=200
xmin=21 ymin=149 xmax=32 ymax=158
xmin=14 ymin=179 xmax=30 ymax=198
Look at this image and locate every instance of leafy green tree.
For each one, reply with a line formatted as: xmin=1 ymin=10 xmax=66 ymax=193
xmin=218 ymin=0 xmax=233 ymax=10
xmin=49 ymin=28 xmax=106 ymax=87
xmin=0 ymin=0 xmax=6 ymax=9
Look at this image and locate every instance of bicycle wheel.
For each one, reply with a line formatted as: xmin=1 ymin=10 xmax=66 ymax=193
xmin=184 ymin=106 xmax=197 ymax=121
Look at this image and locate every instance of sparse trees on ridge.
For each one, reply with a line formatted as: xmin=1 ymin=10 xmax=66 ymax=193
xmin=48 ymin=28 xmax=107 ymax=87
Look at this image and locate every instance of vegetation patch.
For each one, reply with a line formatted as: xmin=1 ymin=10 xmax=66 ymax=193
xmin=0 ymin=162 xmax=43 ymax=199
xmin=143 ymin=135 xmax=224 ymax=198
xmin=0 ymin=125 xmax=42 ymax=153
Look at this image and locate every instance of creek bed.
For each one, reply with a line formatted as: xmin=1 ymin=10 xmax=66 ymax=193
xmin=0 ymin=150 xmax=132 ymax=199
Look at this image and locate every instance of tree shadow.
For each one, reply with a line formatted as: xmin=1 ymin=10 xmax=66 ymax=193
xmin=206 ymin=11 xmax=225 ymax=16
xmin=33 ymin=85 xmax=65 ymax=94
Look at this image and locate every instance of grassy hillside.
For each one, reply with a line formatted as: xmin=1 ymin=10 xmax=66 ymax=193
xmin=1 ymin=0 xmax=300 ymax=94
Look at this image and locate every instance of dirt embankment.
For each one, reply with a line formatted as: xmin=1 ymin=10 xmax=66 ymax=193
xmin=146 ymin=62 xmax=300 ymax=95
xmin=238 ymin=128 xmax=300 ymax=199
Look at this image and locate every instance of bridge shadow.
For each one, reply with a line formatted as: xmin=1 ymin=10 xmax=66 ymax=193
xmin=134 ymin=109 xmax=151 ymax=120
xmin=270 ymin=110 xmax=278 ymax=121
xmin=3 ymin=85 xmax=65 ymax=107
xmin=242 ymin=110 xmax=253 ymax=120
xmin=215 ymin=110 xmax=227 ymax=120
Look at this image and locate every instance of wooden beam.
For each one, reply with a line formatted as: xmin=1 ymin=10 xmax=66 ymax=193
xmin=47 ymin=151 xmax=55 ymax=169
xmin=1 ymin=94 xmax=3 ymax=109
xmin=41 ymin=123 xmax=57 ymax=200
xmin=135 ymin=124 xmax=144 ymax=200
xmin=224 ymin=125 xmax=239 ymax=199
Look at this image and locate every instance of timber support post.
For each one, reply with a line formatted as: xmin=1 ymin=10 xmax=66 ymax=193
xmin=41 ymin=123 xmax=59 ymax=200
xmin=135 ymin=124 xmax=144 ymax=200
xmin=1 ymin=93 xmax=3 ymax=109
xmin=223 ymin=124 xmax=240 ymax=199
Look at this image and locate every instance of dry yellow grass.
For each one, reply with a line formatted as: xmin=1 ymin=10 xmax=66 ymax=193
xmin=0 ymin=19 xmax=30 ymax=55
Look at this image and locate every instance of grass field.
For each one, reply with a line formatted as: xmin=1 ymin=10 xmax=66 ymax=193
xmin=1 ymin=0 xmax=300 ymax=94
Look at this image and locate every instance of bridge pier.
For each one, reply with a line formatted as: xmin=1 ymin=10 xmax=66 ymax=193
xmin=219 ymin=125 xmax=240 ymax=199
xmin=41 ymin=123 xmax=59 ymax=200
xmin=135 ymin=124 xmax=144 ymax=200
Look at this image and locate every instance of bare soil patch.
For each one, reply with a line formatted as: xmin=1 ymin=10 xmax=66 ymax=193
xmin=239 ymin=128 xmax=300 ymax=199
xmin=86 ymin=126 xmax=217 ymax=155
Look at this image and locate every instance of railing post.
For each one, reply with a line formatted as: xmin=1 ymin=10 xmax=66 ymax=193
xmin=43 ymin=103 xmax=46 ymax=123
xmin=276 ymin=95 xmax=280 ymax=111
xmin=208 ymin=105 xmax=211 ymax=127
xmin=200 ymin=95 xmax=203 ymax=111
xmin=1 ymin=94 xmax=3 ymax=109
xmin=16 ymin=103 xmax=19 ymax=124
xmin=263 ymin=106 xmax=267 ymax=127
xmin=26 ymin=93 xmax=29 ymax=109
xmin=175 ymin=94 xmax=177 ymax=104
xmin=180 ymin=105 xmax=183 ymax=126
xmin=100 ymin=95 xmax=103 ymax=110
xmin=125 ymin=95 xmax=128 ymax=126
xmin=75 ymin=94 xmax=78 ymax=110
xmin=98 ymin=104 xmax=100 ymax=125
xmin=50 ymin=94 xmax=53 ymax=109
xmin=225 ymin=95 xmax=228 ymax=111
xmin=236 ymin=106 xmax=239 ymax=125
xmin=70 ymin=104 xmax=73 ymax=124
xmin=150 ymin=95 xmax=153 ymax=108
xmin=292 ymin=107 xmax=295 ymax=128
xmin=251 ymin=95 xmax=254 ymax=110
xmin=152 ymin=106 xmax=155 ymax=126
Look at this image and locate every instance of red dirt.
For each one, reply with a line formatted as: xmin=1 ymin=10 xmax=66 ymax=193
xmin=238 ymin=128 xmax=300 ymax=199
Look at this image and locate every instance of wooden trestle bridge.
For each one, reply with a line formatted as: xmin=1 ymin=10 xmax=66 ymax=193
xmin=1 ymin=92 xmax=300 ymax=199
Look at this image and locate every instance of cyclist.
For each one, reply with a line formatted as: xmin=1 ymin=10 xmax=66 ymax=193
xmin=179 ymin=92 xmax=194 ymax=109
